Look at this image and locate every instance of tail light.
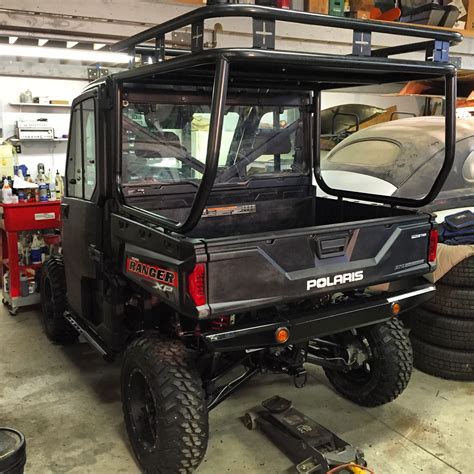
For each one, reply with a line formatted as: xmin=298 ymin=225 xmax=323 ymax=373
xmin=188 ymin=263 xmax=206 ymax=306
xmin=277 ymin=0 xmax=291 ymax=8
xmin=428 ymin=228 xmax=438 ymax=263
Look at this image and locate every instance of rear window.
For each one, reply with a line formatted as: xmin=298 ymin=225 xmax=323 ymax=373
xmin=326 ymin=140 xmax=401 ymax=167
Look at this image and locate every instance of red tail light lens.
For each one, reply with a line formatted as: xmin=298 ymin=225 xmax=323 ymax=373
xmin=429 ymin=228 xmax=438 ymax=263
xmin=188 ymin=263 xmax=206 ymax=306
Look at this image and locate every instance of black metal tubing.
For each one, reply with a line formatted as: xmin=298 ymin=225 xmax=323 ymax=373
xmin=110 ymin=4 xmax=462 ymax=54
xmin=331 ymin=111 xmax=360 ymax=135
xmin=116 ymin=56 xmax=229 ymax=232
xmin=314 ymin=71 xmax=457 ymax=208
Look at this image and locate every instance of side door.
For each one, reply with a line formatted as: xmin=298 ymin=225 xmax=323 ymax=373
xmin=61 ymin=93 xmax=102 ymax=324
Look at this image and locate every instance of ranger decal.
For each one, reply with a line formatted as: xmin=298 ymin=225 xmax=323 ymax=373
xmin=307 ymin=271 xmax=364 ymax=291
xmin=126 ymin=257 xmax=177 ymax=287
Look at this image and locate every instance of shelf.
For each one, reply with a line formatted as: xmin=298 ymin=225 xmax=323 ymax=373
xmin=9 ymin=138 xmax=68 ymax=143
xmin=2 ymin=259 xmax=43 ymax=271
xmin=9 ymin=102 xmax=70 ymax=108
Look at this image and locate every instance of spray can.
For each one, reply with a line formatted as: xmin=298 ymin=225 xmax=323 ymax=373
xmin=2 ymin=179 xmax=13 ymax=204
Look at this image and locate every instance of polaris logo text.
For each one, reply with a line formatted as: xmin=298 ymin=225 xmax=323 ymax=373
xmin=307 ymin=271 xmax=364 ymax=291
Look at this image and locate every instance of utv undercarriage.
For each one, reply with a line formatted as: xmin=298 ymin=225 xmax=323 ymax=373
xmin=39 ymin=4 xmax=459 ymax=473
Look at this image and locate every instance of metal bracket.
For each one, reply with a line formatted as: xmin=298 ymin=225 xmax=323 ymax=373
xmin=87 ymin=67 xmax=109 ymax=81
xmin=155 ymin=36 xmax=165 ymax=62
xmin=352 ymin=30 xmax=371 ymax=57
xmin=426 ymin=39 xmax=449 ymax=63
xmin=191 ymin=21 xmax=204 ymax=52
xmin=253 ymin=18 xmax=276 ymax=49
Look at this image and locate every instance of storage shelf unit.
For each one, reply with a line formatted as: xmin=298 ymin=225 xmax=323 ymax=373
xmin=0 ymin=201 xmax=61 ymax=315
xmin=9 ymin=102 xmax=70 ymax=108
xmin=9 ymin=138 xmax=68 ymax=143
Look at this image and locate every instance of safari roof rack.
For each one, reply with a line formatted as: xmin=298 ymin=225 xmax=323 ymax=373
xmin=109 ymin=3 xmax=462 ymax=67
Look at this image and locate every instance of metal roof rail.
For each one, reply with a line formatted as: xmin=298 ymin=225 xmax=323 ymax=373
xmin=109 ymin=4 xmax=462 ymax=66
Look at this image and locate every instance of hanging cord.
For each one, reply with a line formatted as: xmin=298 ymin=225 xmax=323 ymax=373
xmin=326 ymin=463 xmax=375 ymax=474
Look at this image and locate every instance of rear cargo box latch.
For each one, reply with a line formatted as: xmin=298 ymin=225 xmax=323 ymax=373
xmin=313 ymin=234 xmax=349 ymax=259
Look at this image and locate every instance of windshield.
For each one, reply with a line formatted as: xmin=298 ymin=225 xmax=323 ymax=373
xmin=122 ymin=99 xmax=306 ymax=188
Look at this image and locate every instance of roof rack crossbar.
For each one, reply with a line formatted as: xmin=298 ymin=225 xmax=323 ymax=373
xmin=110 ymin=4 xmax=462 ymax=66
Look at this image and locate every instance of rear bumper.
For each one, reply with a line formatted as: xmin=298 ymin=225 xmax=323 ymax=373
xmin=202 ymin=283 xmax=435 ymax=352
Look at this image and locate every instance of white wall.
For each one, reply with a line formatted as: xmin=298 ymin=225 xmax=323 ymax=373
xmin=0 ymin=76 xmax=87 ymax=180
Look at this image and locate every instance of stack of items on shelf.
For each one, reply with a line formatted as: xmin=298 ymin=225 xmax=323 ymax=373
xmin=18 ymin=88 xmax=69 ymax=106
xmin=3 ymin=230 xmax=61 ymax=299
xmin=304 ymin=0 xmax=466 ymax=27
xmin=1 ymin=165 xmax=64 ymax=204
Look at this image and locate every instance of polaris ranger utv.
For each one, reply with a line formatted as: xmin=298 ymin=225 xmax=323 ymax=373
xmin=39 ymin=4 xmax=460 ymax=472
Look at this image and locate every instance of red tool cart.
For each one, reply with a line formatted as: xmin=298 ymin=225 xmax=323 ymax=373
xmin=0 ymin=201 xmax=61 ymax=315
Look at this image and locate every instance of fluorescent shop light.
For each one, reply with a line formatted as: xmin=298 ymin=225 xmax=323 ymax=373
xmin=0 ymin=44 xmax=131 ymax=63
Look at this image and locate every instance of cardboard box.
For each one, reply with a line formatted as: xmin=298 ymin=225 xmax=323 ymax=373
xmin=354 ymin=7 xmax=372 ymax=17
xmin=307 ymin=0 xmax=329 ymax=14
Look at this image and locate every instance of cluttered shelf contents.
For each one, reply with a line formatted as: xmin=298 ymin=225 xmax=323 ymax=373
xmin=1 ymin=166 xmax=64 ymax=205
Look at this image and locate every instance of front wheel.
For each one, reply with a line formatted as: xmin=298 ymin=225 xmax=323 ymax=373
xmin=121 ymin=332 xmax=209 ymax=473
xmin=323 ymin=318 xmax=413 ymax=407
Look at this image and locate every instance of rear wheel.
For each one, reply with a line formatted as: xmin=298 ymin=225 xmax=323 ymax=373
xmin=323 ymin=318 xmax=413 ymax=407
xmin=40 ymin=256 xmax=78 ymax=345
xmin=121 ymin=332 xmax=208 ymax=473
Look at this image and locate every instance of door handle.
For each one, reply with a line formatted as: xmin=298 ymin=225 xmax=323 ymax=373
xmin=61 ymin=203 xmax=70 ymax=219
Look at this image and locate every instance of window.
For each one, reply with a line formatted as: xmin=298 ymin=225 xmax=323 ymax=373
xmin=121 ymin=100 xmax=306 ymax=188
xmin=66 ymin=97 xmax=97 ymax=199
xmin=67 ymin=107 xmax=82 ymax=198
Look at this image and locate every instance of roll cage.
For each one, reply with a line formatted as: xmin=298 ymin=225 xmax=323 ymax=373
xmin=100 ymin=4 xmax=460 ymax=233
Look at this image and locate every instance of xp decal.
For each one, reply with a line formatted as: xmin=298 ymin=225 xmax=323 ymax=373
xmin=307 ymin=271 xmax=364 ymax=291
xmin=126 ymin=257 xmax=177 ymax=287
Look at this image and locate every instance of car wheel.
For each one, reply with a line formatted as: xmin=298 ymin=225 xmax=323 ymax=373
xmin=324 ymin=318 xmax=413 ymax=407
xmin=121 ymin=332 xmax=209 ymax=473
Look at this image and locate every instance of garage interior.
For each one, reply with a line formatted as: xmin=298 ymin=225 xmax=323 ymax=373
xmin=0 ymin=0 xmax=473 ymax=473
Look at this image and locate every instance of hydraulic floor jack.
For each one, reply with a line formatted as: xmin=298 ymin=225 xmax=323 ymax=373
xmin=244 ymin=396 xmax=372 ymax=474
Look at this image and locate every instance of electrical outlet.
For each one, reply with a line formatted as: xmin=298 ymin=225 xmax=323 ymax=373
xmin=14 ymin=144 xmax=21 ymax=154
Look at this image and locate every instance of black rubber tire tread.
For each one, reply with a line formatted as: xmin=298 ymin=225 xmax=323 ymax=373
xmin=40 ymin=255 xmax=78 ymax=344
xmin=411 ymin=335 xmax=474 ymax=381
xmin=121 ymin=332 xmax=208 ymax=473
xmin=324 ymin=318 xmax=413 ymax=407
xmin=424 ymin=284 xmax=474 ymax=319
xmin=411 ymin=307 xmax=474 ymax=350
xmin=441 ymin=256 xmax=474 ymax=288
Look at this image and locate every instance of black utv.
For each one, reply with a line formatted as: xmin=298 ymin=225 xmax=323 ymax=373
xmin=39 ymin=4 xmax=460 ymax=472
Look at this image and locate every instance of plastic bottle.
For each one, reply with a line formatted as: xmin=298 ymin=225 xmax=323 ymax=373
xmin=45 ymin=170 xmax=51 ymax=199
xmin=30 ymin=234 xmax=42 ymax=263
xmin=38 ymin=176 xmax=48 ymax=202
xmin=2 ymin=178 xmax=13 ymax=204
xmin=3 ymin=271 xmax=9 ymax=294
xmin=20 ymin=274 xmax=29 ymax=297
xmin=47 ymin=170 xmax=56 ymax=201
xmin=55 ymin=170 xmax=64 ymax=200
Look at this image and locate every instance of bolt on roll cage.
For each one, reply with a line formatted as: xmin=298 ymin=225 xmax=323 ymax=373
xmin=109 ymin=4 xmax=461 ymax=233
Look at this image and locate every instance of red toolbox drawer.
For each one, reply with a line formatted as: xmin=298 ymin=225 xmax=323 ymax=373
xmin=0 ymin=202 xmax=61 ymax=232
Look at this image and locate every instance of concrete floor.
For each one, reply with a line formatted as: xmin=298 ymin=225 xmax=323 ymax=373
xmin=1 ymin=305 xmax=473 ymax=474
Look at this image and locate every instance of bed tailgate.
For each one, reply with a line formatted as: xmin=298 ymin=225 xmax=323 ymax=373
xmin=204 ymin=216 xmax=436 ymax=316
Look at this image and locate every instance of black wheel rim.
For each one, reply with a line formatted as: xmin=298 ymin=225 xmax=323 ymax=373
xmin=128 ymin=369 xmax=157 ymax=449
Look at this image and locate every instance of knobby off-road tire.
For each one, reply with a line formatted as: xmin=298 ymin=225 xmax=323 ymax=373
xmin=411 ymin=307 xmax=474 ymax=350
xmin=40 ymin=256 xmax=78 ymax=344
xmin=411 ymin=335 xmax=474 ymax=381
xmin=441 ymin=256 xmax=474 ymax=288
xmin=121 ymin=333 xmax=208 ymax=473
xmin=424 ymin=284 xmax=474 ymax=319
xmin=324 ymin=318 xmax=413 ymax=407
